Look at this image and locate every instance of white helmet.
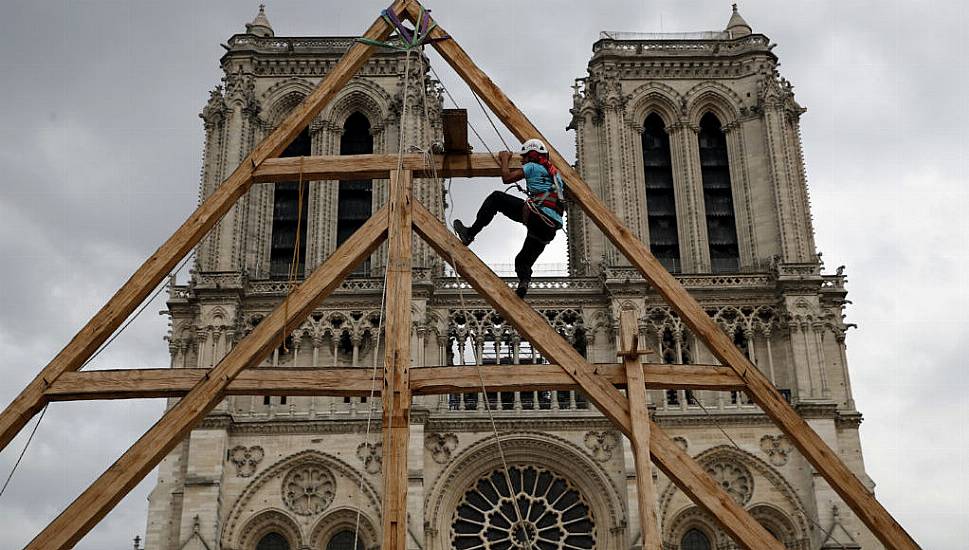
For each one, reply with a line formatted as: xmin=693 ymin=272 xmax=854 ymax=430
xmin=520 ymin=138 xmax=548 ymax=155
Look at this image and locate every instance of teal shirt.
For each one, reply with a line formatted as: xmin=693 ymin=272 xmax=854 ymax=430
xmin=522 ymin=162 xmax=565 ymax=226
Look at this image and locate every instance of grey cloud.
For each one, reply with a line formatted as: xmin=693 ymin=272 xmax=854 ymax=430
xmin=1 ymin=1 xmax=966 ymax=548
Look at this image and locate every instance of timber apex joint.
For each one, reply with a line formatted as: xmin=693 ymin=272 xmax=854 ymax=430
xmin=0 ymin=2 xmax=922 ymax=550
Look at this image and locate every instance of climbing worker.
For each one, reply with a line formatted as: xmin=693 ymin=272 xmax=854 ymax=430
xmin=452 ymin=138 xmax=566 ymax=298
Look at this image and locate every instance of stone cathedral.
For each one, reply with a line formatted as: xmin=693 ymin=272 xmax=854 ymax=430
xmin=144 ymin=6 xmax=879 ymax=550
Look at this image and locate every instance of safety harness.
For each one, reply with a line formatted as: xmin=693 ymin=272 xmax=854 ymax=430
xmin=522 ymin=152 xmax=566 ymax=223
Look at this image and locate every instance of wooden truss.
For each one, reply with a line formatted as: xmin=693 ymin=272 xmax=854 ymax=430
xmin=0 ymin=2 xmax=919 ymax=549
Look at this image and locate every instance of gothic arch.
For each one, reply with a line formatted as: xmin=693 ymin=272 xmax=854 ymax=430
xmin=235 ymin=509 xmax=303 ymax=550
xmin=424 ymin=431 xmax=626 ymax=542
xmin=221 ymin=450 xmax=381 ymax=549
xmin=658 ymin=445 xmax=809 ymax=539
xmin=684 ymin=82 xmax=743 ymax=126
xmin=308 ymin=507 xmax=379 ymax=550
xmin=626 ymin=82 xmax=684 ymax=128
xmin=260 ymin=78 xmax=317 ymax=127
xmin=322 ymin=78 xmax=394 ymax=131
xmin=666 ymin=506 xmax=725 ymax=549
xmin=748 ymin=503 xmax=802 ymax=547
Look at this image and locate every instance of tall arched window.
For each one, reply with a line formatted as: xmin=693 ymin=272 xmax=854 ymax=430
xmin=326 ymin=530 xmax=363 ymax=550
xmin=698 ymin=113 xmax=739 ymax=273
xmin=338 ymin=112 xmax=374 ymax=274
xmin=642 ymin=113 xmax=680 ymax=272
xmin=256 ymin=532 xmax=290 ymax=550
xmin=681 ymin=528 xmax=711 ymax=550
xmin=270 ymin=128 xmax=312 ymax=279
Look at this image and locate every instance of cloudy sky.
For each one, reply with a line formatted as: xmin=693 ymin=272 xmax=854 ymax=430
xmin=0 ymin=1 xmax=966 ymax=548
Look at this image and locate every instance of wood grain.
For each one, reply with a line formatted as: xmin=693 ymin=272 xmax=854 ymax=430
xmin=25 ymin=208 xmax=389 ymax=550
xmin=413 ymin=200 xmax=784 ymax=550
xmin=411 ymin=6 xmax=919 ymax=548
xmin=620 ymin=309 xmax=662 ymax=550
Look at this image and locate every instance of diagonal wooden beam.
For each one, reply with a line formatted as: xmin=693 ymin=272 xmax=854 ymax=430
xmin=409 ymin=5 xmax=919 ymax=548
xmin=24 ymin=208 xmax=389 ymax=550
xmin=42 ymin=363 xmax=746 ymax=401
xmin=252 ymin=153 xmax=519 ymax=182
xmin=619 ymin=309 xmax=662 ymax=549
xmin=0 ymin=0 xmax=409 ymax=454
xmin=412 ymin=200 xmax=784 ymax=550
xmin=380 ymin=170 xmax=413 ymax=550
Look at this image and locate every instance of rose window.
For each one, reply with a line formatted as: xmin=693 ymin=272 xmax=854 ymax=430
xmin=281 ymin=464 xmax=336 ymax=516
xmin=451 ymin=465 xmax=596 ymax=549
xmin=704 ymin=460 xmax=753 ymax=505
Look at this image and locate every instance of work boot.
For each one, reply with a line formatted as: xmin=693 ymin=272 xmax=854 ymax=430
xmin=453 ymin=219 xmax=474 ymax=245
xmin=515 ymin=280 xmax=529 ymax=298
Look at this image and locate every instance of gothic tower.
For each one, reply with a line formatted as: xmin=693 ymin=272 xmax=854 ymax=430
xmin=145 ymin=6 xmax=879 ymax=549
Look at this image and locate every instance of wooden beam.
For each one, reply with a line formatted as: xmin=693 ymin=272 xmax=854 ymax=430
xmin=412 ymin=200 xmax=784 ymax=550
xmin=381 ymin=170 xmax=413 ymax=550
xmin=620 ymin=309 xmax=662 ymax=550
xmin=25 ymin=208 xmax=389 ymax=550
xmin=42 ymin=363 xmax=746 ymax=401
xmin=0 ymin=0 xmax=408 ymax=455
xmin=252 ymin=153 xmax=519 ymax=182
xmin=411 ymin=6 xmax=919 ymax=549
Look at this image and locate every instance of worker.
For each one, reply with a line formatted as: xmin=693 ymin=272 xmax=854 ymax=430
xmin=452 ymin=138 xmax=566 ymax=298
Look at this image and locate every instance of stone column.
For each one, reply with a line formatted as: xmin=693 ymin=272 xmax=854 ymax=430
xmin=668 ymin=121 xmax=708 ymax=272
xmin=176 ymin=427 xmax=228 ymax=550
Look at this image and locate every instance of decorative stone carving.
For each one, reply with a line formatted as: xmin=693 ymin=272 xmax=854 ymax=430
xmin=425 ymin=433 xmax=458 ymax=465
xmin=704 ymin=460 xmax=753 ymax=505
xmin=356 ymin=441 xmax=382 ymax=474
xmin=452 ymin=465 xmax=596 ymax=549
xmin=672 ymin=436 xmax=689 ymax=452
xmin=281 ymin=464 xmax=336 ymax=515
xmin=583 ymin=430 xmax=619 ymax=462
xmin=760 ymin=434 xmax=793 ymax=466
xmin=227 ymin=445 xmax=264 ymax=477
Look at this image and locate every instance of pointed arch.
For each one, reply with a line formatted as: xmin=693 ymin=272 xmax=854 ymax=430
xmin=424 ymin=432 xmax=625 ymax=545
xmin=309 ymin=507 xmax=379 ymax=550
xmin=626 ymin=81 xmax=685 ymax=126
xmin=642 ymin=111 xmax=681 ymax=272
xmin=684 ymin=82 xmax=743 ymax=126
xmin=237 ymin=509 xmax=302 ymax=550
xmin=221 ymin=450 xmax=380 ymax=549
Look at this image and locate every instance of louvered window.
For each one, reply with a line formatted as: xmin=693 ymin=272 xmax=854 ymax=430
xmin=698 ymin=113 xmax=739 ymax=273
xmin=269 ymin=129 xmax=312 ymax=279
xmin=338 ymin=112 xmax=374 ymax=275
xmin=642 ymin=113 xmax=681 ymax=272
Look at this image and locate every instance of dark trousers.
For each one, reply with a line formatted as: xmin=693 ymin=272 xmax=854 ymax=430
xmin=466 ymin=191 xmax=558 ymax=282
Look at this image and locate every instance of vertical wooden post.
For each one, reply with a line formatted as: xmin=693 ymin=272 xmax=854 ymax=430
xmin=619 ymin=309 xmax=662 ymax=550
xmin=381 ymin=169 xmax=413 ymax=550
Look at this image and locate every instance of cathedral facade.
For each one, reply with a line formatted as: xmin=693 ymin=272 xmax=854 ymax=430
xmin=144 ymin=7 xmax=879 ymax=550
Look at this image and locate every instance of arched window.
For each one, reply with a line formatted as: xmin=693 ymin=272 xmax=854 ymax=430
xmin=338 ymin=112 xmax=374 ymax=274
xmin=642 ymin=113 xmax=680 ymax=272
xmin=326 ymin=530 xmax=363 ymax=550
xmin=270 ymin=128 xmax=312 ymax=279
xmin=255 ymin=532 xmax=290 ymax=550
xmin=697 ymin=113 xmax=739 ymax=273
xmin=681 ymin=528 xmax=711 ymax=550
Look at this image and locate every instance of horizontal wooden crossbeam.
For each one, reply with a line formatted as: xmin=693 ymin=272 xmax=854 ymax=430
xmin=43 ymin=363 xmax=746 ymax=401
xmin=252 ymin=153 xmax=520 ymax=182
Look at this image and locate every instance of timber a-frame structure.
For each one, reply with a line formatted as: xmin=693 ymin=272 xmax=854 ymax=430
xmin=0 ymin=2 xmax=920 ymax=549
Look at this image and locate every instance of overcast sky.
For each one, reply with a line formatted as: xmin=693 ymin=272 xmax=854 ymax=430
xmin=0 ymin=1 xmax=966 ymax=548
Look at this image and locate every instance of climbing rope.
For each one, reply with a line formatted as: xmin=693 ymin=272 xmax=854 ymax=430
xmin=418 ymin=51 xmax=534 ymax=548
xmin=280 ymin=157 xmax=306 ymax=353
xmin=352 ymin=45 xmax=418 ymax=548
